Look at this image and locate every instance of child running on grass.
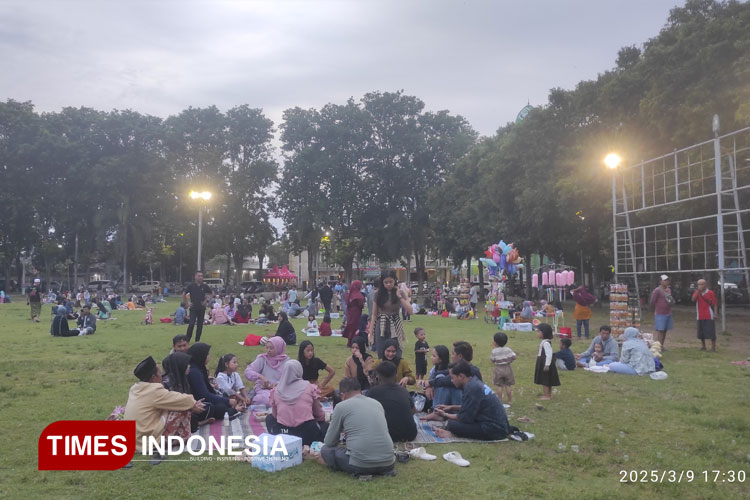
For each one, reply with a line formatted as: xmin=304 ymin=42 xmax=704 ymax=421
xmin=490 ymin=331 xmax=516 ymax=407
xmin=534 ymin=323 xmax=560 ymax=400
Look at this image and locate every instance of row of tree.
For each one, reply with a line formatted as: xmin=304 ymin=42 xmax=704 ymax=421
xmin=0 ymin=103 xmax=280 ymax=288
xmin=1 ymin=0 xmax=748 ymax=294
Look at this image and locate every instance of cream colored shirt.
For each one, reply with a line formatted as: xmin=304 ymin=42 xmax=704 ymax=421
xmin=123 ymin=381 xmax=195 ymax=451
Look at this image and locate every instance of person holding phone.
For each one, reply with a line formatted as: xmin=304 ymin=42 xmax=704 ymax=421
xmin=368 ymin=270 xmax=413 ymax=359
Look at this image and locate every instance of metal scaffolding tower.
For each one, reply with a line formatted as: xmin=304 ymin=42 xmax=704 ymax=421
xmin=612 ymin=117 xmax=750 ymax=331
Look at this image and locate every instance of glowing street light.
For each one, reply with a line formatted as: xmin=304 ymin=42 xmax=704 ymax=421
xmin=604 ymin=153 xmax=622 ymax=170
xmin=189 ymin=191 xmax=212 ymax=201
xmin=189 ymin=190 xmax=212 ymax=270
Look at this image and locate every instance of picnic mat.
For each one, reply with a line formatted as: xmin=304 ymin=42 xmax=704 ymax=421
xmin=192 ymin=404 xmax=508 ymax=446
xmin=411 ymin=414 xmax=509 ymax=444
xmin=192 ymin=402 xmax=335 ymax=444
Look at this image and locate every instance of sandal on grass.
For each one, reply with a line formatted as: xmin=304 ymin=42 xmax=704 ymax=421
xmin=442 ymin=451 xmax=470 ymax=467
xmin=408 ymin=447 xmax=437 ymax=461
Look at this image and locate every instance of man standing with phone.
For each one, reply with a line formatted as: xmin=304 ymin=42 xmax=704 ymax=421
xmin=691 ymin=279 xmax=717 ymax=352
xmin=182 ymin=271 xmax=213 ymax=342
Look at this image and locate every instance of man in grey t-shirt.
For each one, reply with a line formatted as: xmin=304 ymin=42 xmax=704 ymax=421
xmin=319 ymin=378 xmax=395 ymax=476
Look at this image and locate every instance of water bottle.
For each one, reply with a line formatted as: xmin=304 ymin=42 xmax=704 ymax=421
xmin=231 ymin=414 xmax=242 ymax=436
xmin=223 ymin=412 xmax=230 ymax=434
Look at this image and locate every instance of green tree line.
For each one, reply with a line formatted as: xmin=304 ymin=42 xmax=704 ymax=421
xmin=1 ymin=0 xmax=747 ymax=294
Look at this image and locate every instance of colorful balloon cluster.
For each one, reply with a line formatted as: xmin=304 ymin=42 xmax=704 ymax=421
xmin=480 ymin=240 xmax=523 ymax=279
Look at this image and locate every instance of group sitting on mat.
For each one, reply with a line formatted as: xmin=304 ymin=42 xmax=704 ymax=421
xmin=121 ymin=318 xmax=657 ymax=474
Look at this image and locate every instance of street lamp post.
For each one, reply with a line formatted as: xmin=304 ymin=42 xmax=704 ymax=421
xmin=189 ymin=191 xmax=212 ymax=270
xmin=605 ymin=153 xmax=622 ymax=282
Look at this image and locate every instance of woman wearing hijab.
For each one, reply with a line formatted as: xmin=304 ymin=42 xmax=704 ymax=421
xmin=342 ymin=280 xmax=365 ymax=347
xmin=210 ymin=303 xmax=235 ymax=325
xmin=234 ymin=297 xmax=252 ymax=323
xmin=344 ymin=336 xmax=374 ymax=392
xmin=160 ymin=351 xmax=199 ymax=436
xmin=245 ymin=336 xmax=289 ymax=406
xmin=274 ymin=311 xmax=296 ymax=345
xmin=266 ymin=360 xmax=328 ymax=445
xmin=373 ymin=339 xmax=415 ymax=386
xmin=162 ymin=352 xmax=192 ymax=394
xmin=50 ymin=305 xmax=76 ymax=337
xmin=571 ymin=284 xmax=597 ymax=339
xmin=186 ymin=343 xmax=239 ymax=429
xmin=608 ymin=327 xmax=656 ymax=375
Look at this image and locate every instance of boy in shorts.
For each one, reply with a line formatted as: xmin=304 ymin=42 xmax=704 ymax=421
xmin=490 ymin=332 xmax=516 ymax=407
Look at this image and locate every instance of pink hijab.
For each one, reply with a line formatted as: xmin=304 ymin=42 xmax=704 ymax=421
xmin=258 ymin=337 xmax=289 ymax=370
xmin=275 ymin=360 xmax=309 ymax=404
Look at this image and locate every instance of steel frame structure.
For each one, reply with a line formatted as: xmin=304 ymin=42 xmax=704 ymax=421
xmin=612 ymin=118 xmax=750 ymax=331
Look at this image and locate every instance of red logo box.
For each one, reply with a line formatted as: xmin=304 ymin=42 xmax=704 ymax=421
xmin=38 ymin=420 xmax=135 ymax=470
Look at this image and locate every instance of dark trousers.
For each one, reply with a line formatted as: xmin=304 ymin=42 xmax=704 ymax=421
xmin=447 ymin=420 xmax=505 ymax=441
xmin=55 ymin=330 xmax=80 ymax=337
xmin=321 ymin=445 xmax=394 ymax=475
xmin=265 ymin=415 xmax=329 ymax=446
xmin=185 ymin=306 xmax=206 ymax=342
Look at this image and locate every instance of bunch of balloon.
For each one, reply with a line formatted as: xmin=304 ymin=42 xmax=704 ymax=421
xmin=479 ymin=239 xmax=524 ymax=281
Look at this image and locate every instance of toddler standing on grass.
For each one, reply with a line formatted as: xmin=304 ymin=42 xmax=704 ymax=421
xmin=534 ymin=323 xmax=560 ymax=400
xmin=490 ymin=332 xmax=516 ymax=407
xmin=413 ymin=327 xmax=429 ymax=381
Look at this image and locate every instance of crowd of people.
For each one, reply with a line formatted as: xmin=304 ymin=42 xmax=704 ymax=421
xmin=16 ymin=267 xmax=723 ymax=476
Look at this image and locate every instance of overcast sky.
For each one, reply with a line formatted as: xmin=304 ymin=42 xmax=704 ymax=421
xmin=1 ymin=0 xmax=683 ymax=137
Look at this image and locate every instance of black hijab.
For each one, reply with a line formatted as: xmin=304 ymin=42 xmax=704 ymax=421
xmin=186 ymin=342 xmax=215 ymax=393
xmin=382 ymin=338 xmax=402 ymax=367
xmin=275 ymin=312 xmax=295 ymax=341
xmin=351 ymin=336 xmax=371 ymax=389
xmin=163 ymin=352 xmax=192 ymax=394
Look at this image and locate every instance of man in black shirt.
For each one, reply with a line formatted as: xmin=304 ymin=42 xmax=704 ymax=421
xmin=367 ymin=360 xmax=417 ymax=443
xmin=182 ymin=271 xmax=213 ymax=342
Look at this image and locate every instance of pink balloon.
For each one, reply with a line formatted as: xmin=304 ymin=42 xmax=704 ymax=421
xmin=542 ymin=272 xmax=548 ymax=286
xmin=532 ymin=273 xmax=539 ymax=288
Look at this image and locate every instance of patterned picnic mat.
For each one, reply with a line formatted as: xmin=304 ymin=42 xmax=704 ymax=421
xmin=192 ymin=404 xmax=507 ymax=445
xmin=192 ymin=402 xmax=334 ymax=443
xmin=411 ymin=414 xmax=509 ymax=444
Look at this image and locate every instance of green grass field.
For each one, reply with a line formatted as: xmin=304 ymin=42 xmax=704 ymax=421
xmin=1 ymin=297 xmax=748 ymax=499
